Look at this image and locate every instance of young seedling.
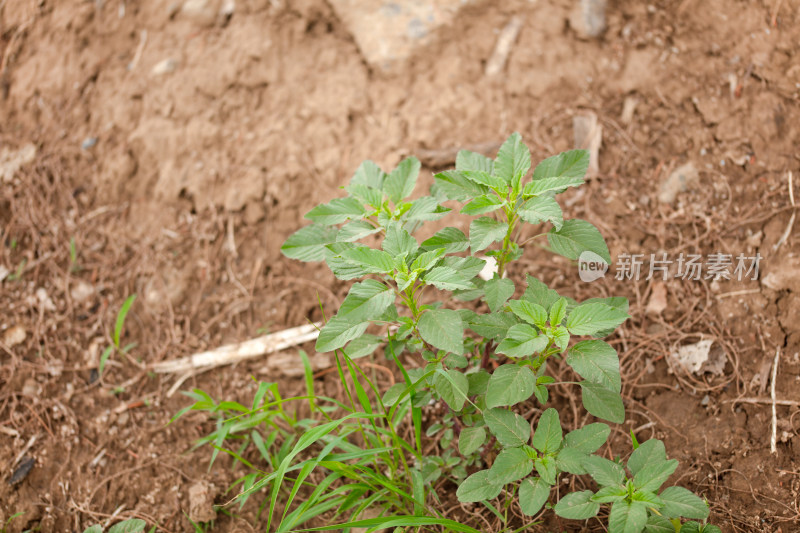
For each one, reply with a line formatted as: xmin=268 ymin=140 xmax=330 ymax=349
xmin=98 ymin=294 xmax=137 ymax=376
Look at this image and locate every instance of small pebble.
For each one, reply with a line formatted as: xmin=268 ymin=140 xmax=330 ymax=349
xmin=2 ymin=325 xmax=26 ymax=347
xmin=81 ymin=137 xmax=97 ymax=150
xmin=701 ymin=394 xmax=710 ymax=406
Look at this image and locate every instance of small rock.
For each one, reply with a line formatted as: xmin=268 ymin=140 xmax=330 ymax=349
xmin=570 ymin=0 xmax=607 ymax=39
xmin=0 ymin=143 xmax=36 ymax=183
xmin=645 ymin=282 xmax=667 ymax=315
xmin=181 ymin=0 xmax=217 ymax=26
xmin=10 ymin=456 xmax=35 ymax=485
xmin=70 ymin=280 xmax=95 ymax=304
xmin=573 ymin=111 xmax=602 ymax=178
xmin=668 ymin=339 xmax=725 ymax=376
xmin=478 ymin=256 xmax=499 ymax=281
xmin=81 ymin=137 xmax=98 ymax=150
xmin=188 ymin=481 xmax=217 ymax=523
xmin=219 ymin=0 xmax=234 ymax=19
xmin=658 ymin=162 xmax=699 ymax=204
xmin=152 ymin=58 xmax=179 ymax=76
xmin=3 ymin=325 xmax=26 ymax=347
xmin=22 ymin=379 xmax=39 ymax=396
xmin=0 ymin=265 xmax=9 ymax=282
xmin=700 ymin=394 xmax=710 ymax=406
xmin=621 ymin=97 xmax=638 ymax=125
xmin=35 ymin=288 xmax=56 ymax=312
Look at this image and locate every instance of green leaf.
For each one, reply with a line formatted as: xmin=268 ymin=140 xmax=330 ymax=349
xmin=382 ymin=383 xmax=407 ymax=406
xmin=627 ymin=439 xmax=667 ymax=476
xmin=340 ymin=247 xmax=395 ymax=274
xmin=421 ymin=227 xmax=470 ymax=254
xmin=83 ymin=526 xmax=104 ymax=533
xmin=633 ymin=459 xmax=679 ymax=493
xmin=566 ymin=302 xmax=629 ymax=336
xmin=350 ymin=159 xmax=387 ymax=189
xmin=488 ymin=447 xmax=533 ymax=485
xmin=442 ymin=256 xmax=486 ymax=280
xmin=344 ymin=334 xmax=383 ymax=359
xmin=326 ymin=254 xmax=369 ymax=280
xmin=496 ymin=324 xmax=548 ymax=358
xmin=484 ymin=278 xmax=515 ymax=313
xmin=434 ymin=369 xmax=469 ymax=411
xmin=548 ymin=219 xmax=611 ymax=263
xmin=337 ymin=220 xmax=380 ymax=242
xmin=533 ymin=383 xmax=549 ymax=405
xmin=337 ymin=279 xmax=394 ymax=323
xmin=532 ymin=149 xmax=590 ymax=181
xmin=534 ymin=455 xmax=557 ymax=485
xmin=423 ymin=267 xmax=476 ymax=291
xmin=434 ymin=170 xmax=489 ymax=201
xmin=466 ymin=372 xmax=490 ymax=398
xmin=459 ymin=427 xmax=486 ymax=455
xmin=469 ymin=217 xmax=509 ymax=252
xmin=553 ymin=490 xmax=600 ymax=520
xmin=550 ymin=326 xmax=570 ymax=351
xmin=456 ymin=149 xmax=494 ymax=173
xmin=523 ymin=176 xmax=585 ymax=197
xmin=582 ymin=455 xmax=626 ymax=487
xmin=495 ymin=132 xmax=531 ymax=185
xmin=346 ymin=183 xmax=384 ymax=208
xmin=608 ymin=501 xmax=648 ymax=533
xmin=567 ymin=340 xmax=621 ymax=393
xmin=659 ymin=486 xmax=709 ymax=520
xmin=305 ymin=197 xmax=367 ymax=225
xmin=384 ymin=156 xmax=420 ymax=203
xmin=383 ymin=224 xmax=419 ymax=258
xmin=532 ymin=408 xmax=562 ymax=453
xmin=549 ymin=297 xmax=567 ymax=326
xmin=701 ymin=526 xmax=722 ymax=533
xmin=462 ymin=170 xmax=507 ymax=190
xmin=486 ymin=364 xmax=535 ymax=409
xmin=406 ymin=196 xmax=451 ymax=221
xmin=316 ymin=316 xmax=369 ymax=353
xmin=522 ymin=275 xmax=562 ymax=311
xmin=508 ymin=299 xmax=548 ymax=327
xmin=518 ymin=197 xmax=563 ymax=230
xmin=281 ymin=224 xmax=338 ymax=262
xmin=680 ymin=522 xmax=702 ymax=533
xmin=519 ymin=477 xmax=550 ymax=516
xmin=564 ymin=423 xmax=611 ymax=454
xmin=591 ymin=484 xmax=628 ymax=503
xmin=395 ymin=270 xmax=418 ymax=291
xmin=417 ymin=309 xmax=464 ymax=355
xmin=580 ymin=382 xmax=625 ymax=423
xmin=461 ymin=194 xmax=505 ymax=215
xmin=644 ymin=515 xmax=677 ymax=533
xmin=483 ymin=408 xmax=530 ymax=447
xmin=456 ymin=470 xmax=503 ymax=502
xmin=466 ymin=312 xmax=517 ymax=341
xmin=410 ymin=248 xmax=445 ymax=272
xmin=107 ymin=519 xmax=147 ymax=533
xmin=555 ymin=447 xmax=587 ymax=475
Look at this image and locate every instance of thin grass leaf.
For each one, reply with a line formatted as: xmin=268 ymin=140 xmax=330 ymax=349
xmin=113 ymin=294 xmax=137 ymax=348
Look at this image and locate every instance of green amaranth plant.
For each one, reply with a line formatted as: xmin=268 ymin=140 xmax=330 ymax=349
xmin=181 ymin=133 xmax=716 ymax=532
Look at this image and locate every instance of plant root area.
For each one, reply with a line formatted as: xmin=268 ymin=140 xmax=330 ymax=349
xmin=1 ymin=0 xmax=799 ymax=531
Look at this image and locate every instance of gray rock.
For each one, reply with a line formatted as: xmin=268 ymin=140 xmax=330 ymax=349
xmin=327 ymin=0 xmax=469 ymax=69
xmin=658 ymin=162 xmax=699 ymax=204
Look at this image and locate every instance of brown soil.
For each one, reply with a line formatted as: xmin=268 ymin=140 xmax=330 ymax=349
xmin=1 ymin=0 xmax=799 ymax=531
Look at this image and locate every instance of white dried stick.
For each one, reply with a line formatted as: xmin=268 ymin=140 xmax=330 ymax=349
xmin=151 ymin=322 xmax=321 ymax=374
